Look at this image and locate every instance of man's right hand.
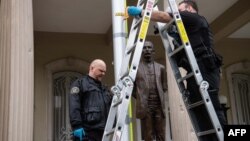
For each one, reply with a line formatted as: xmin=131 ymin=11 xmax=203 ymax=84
xmin=127 ymin=6 xmax=142 ymax=16
xmin=73 ymin=128 xmax=85 ymax=141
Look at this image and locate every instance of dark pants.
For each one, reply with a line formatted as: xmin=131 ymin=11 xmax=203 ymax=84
xmin=186 ymin=61 xmax=226 ymax=141
xmin=86 ymin=129 xmax=104 ymax=141
xmin=141 ymin=107 xmax=165 ymax=141
xmin=73 ymin=129 xmax=104 ymax=141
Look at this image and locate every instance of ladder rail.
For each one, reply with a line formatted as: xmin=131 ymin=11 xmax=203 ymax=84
xmin=102 ymin=0 xmax=156 ymax=141
xmin=114 ymin=1 xmax=157 ymax=140
xmin=168 ymin=0 xmax=203 ymax=85
xmin=157 ymin=21 xmax=186 ymax=93
xmin=118 ymin=2 xmax=145 ymax=80
xmin=102 ymin=0 xmax=144 ymax=138
xmin=154 ymin=0 xmax=224 ymax=140
xmin=157 ymin=19 xmax=224 ymax=141
xmin=105 ymin=0 xmax=224 ymax=141
xmin=199 ymin=81 xmax=224 ymax=140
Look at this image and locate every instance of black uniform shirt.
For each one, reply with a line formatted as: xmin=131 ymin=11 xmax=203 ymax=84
xmin=179 ymin=11 xmax=209 ymax=49
xmin=69 ymin=75 xmax=112 ymax=130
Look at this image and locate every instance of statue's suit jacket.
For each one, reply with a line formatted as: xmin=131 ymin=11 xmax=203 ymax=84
xmin=133 ymin=61 xmax=168 ymax=119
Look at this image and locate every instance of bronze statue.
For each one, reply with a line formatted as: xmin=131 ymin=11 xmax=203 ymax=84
xmin=134 ymin=41 xmax=168 ymax=141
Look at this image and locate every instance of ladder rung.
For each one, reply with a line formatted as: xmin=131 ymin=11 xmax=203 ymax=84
xmin=153 ymin=2 xmax=157 ymax=7
xmin=187 ymin=100 xmax=204 ymax=109
xmin=169 ymin=45 xmax=185 ymax=57
xmin=105 ymin=128 xmax=115 ymax=136
xmin=126 ymin=43 xmax=137 ymax=54
xmin=139 ymin=0 xmax=146 ymax=6
xmin=197 ymin=129 xmax=216 ymax=136
xmin=113 ymin=98 xmax=123 ymax=107
xmin=177 ymin=72 xmax=194 ymax=83
xmin=154 ymin=1 xmax=224 ymax=141
xmin=133 ymin=18 xmax=143 ymax=30
xmin=160 ymin=19 xmax=175 ymax=33
xmin=120 ymin=73 xmax=128 ymax=80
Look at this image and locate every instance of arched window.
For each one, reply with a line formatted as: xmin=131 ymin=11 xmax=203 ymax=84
xmin=53 ymin=71 xmax=83 ymax=141
xmin=226 ymin=62 xmax=250 ymax=124
xmin=45 ymin=57 xmax=89 ymax=141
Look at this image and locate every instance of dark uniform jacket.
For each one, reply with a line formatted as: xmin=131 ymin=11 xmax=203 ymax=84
xmin=69 ymin=75 xmax=112 ymax=131
xmin=182 ymin=11 xmax=223 ymax=70
xmin=171 ymin=11 xmax=222 ymax=71
xmin=133 ymin=61 xmax=168 ymax=119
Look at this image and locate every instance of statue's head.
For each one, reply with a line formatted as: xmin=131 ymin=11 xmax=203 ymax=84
xmin=142 ymin=41 xmax=155 ymax=62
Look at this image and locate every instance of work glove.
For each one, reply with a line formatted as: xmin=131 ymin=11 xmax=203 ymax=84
xmin=73 ymin=128 xmax=85 ymax=141
xmin=127 ymin=6 xmax=142 ymax=16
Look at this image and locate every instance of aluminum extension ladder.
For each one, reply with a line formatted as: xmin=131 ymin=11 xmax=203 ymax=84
xmin=154 ymin=0 xmax=224 ymax=141
xmin=102 ymin=0 xmax=157 ymax=141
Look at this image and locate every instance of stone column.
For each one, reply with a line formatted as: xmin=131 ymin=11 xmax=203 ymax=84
xmin=0 ymin=0 xmax=34 ymax=141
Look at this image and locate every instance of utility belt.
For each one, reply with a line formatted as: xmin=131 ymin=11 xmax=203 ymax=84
xmin=167 ymin=25 xmax=223 ymax=71
xmin=194 ymin=47 xmax=223 ymax=70
xmin=173 ymin=46 xmax=223 ymax=71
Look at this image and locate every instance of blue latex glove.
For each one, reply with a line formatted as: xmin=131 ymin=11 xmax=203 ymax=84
xmin=127 ymin=6 xmax=142 ymax=16
xmin=73 ymin=128 xmax=85 ymax=141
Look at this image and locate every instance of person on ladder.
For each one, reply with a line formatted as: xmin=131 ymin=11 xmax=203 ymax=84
xmin=133 ymin=41 xmax=168 ymax=141
xmin=127 ymin=0 xmax=226 ymax=140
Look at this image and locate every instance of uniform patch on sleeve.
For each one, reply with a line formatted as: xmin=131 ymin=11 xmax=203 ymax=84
xmin=70 ymin=87 xmax=80 ymax=94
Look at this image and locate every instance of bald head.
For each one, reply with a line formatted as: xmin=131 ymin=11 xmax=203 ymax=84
xmin=89 ymin=59 xmax=107 ymax=81
xmin=90 ymin=59 xmax=106 ymax=68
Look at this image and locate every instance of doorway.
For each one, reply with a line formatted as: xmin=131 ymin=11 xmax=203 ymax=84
xmin=226 ymin=62 xmax=250 ymax=124
xmin=53 ymin=71 xmax=83 ymax=141
xmin=232 ymin=73 xmax=250 ymax=124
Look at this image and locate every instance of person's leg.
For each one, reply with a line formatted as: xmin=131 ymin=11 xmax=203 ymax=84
xmin=186 ymin=63 xmax=225 ymax=141
xmin=142 ymin=109 xmax=154 ymax=141
xmin=154 ymin=108 xmax=165 ymax=141
xmin=190 ymin=61 xmax=227 ymax=128
xmin=203 ymin=68 xmax=227 ymax=129
xmin=186 ymin=77 xmax=210 ymax=131
xmin=199 ymin=63 xmax=226 ymax=141
xmin=85 ymin=129 xmax=104 ymax=141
